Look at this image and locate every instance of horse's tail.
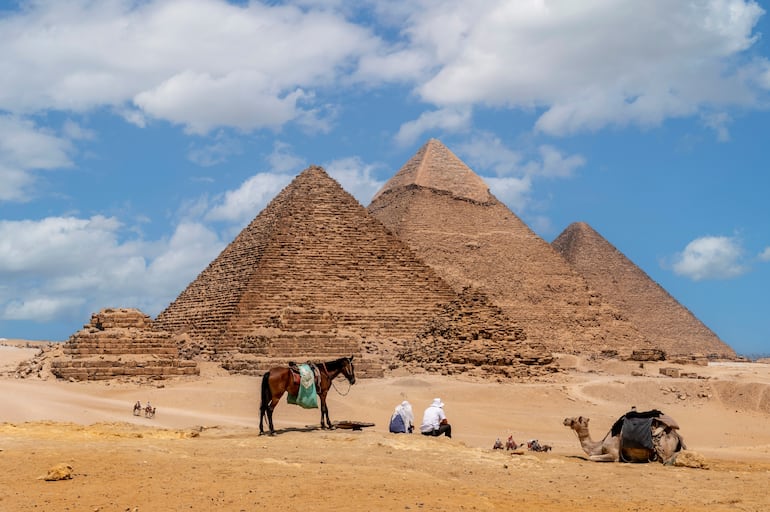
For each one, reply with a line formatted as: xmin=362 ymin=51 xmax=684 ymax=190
xmin=260 ymin=371 xmax=271 ymax=414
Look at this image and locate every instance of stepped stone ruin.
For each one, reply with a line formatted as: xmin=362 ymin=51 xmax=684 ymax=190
xmin=399 ymin=288 xmax=556 ymax=379
xmin=552 ymin=222 xmax=735 ymax=359
xmin=368 ymin=139 xmax=651 ymax=355
xmin=51 ymin=308 xmax=199 ymax=381
xmin=155 ymin=166 xmax=556 ymax=378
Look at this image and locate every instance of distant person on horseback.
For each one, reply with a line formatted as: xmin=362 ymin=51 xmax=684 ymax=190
xmin=420 ymin=398 xmax=451 ymax=438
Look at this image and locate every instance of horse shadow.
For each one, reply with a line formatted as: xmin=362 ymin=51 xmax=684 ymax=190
xmin=259 ymin=425 xmax=322 ymax=436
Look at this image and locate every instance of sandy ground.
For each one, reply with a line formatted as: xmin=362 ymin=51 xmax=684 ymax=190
xmin=2 ymin=343 xmax=770 ymax=511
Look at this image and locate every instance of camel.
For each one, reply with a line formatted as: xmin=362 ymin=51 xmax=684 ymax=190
xmin=505 ymin=435 xmax=523 ymax=450
xmin=563 ymin=410 xmax=686 ymax=464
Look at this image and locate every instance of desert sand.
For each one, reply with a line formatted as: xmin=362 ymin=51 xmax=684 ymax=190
xmin=2 ymin=342 xmax=770 ymax=511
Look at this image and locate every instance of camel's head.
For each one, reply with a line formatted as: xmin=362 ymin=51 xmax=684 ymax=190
xmin=563 ymin=416 xmax=590 ymax=430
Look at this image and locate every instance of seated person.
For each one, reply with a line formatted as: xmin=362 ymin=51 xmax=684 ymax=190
xmin=420 ymin=398 xmax=451 ymax=438
xmin=389 ymin=400 xmax=414 ymax=433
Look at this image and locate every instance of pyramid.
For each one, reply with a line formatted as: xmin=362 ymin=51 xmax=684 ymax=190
xmin=155 ymin=166 xmax=553 ymax=378
xmin=552 ymin=222 xmax=736 ymax=358
xmin=368 ymin=139 xmax=649 ymax=354
xmin=50 ymin=308 xmax=199 ymax=381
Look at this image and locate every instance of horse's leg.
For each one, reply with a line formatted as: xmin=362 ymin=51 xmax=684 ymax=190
xmin=319 ymin=389 xmax=332 ymax=429
xmin=267 ymin=391 xmax=284 ymax=435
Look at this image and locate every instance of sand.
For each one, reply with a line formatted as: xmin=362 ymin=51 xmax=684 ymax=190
xmin=2 ymin=343 xmax=770 ymax=511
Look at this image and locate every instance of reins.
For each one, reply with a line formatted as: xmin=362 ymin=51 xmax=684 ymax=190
xmin=330 ymin=376 xmax=352 ymax=396
xmin=320 ymin=359 xmax=354 ymax=396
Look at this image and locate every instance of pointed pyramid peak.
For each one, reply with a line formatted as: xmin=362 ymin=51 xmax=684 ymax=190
xmin=555 ymin=222 xmax=599 ymax=245
xmin=552 ymin=222 xmax=735 ymax=358
xmin=374 ymin=139 xmax=492 ymax=203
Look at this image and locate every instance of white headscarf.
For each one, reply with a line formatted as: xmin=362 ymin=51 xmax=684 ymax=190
xmin=395 ymin=400 xmax=414 ymax=428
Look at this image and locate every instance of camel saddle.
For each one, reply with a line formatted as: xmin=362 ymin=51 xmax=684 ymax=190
xmin=612 ymin=409 xmax=676 ymax=462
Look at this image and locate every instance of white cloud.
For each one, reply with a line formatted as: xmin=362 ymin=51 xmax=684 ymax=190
xmin=456 ymin=132 xmax=584 ymax=213
xmin=205 ymin=172 xmax=294 ymax=225
xmin=485 ymin=175 xmax=533 ymax=213
xmin=532 ymin=145 xmax=586 ymax=178
xmin=759 ymin=247 xmax=770 ymax=262
xmin=1 ymin=1 xmax=765 ymax=141
xmin=134 ymin=71 xmax=308 ymax=135
xmin=186 ymin=131 xmax=243 ymax=167
xmin=701 ymin=112 xmax=732 ymax=142
xmin=672 ymin=235 xmax=748 ymax=280
xmin=0 ymin=215 xmax=223 ymax=324
xmin=456 ymin=133 xmax=523 ymax=176
xmin=0 ymin=115 xmax=74 ymax=201
xmin=380 ymin=0 xmax=767 ymax=136
xmin=395 ymin=107 xmax=471 ymax=146
xmin=0 ymin=0 xmax=379 ymax=133
xmin=3 ymin=296 xmax=85 ymax=322
xmin=267 ymin=141 xmax=307 ymax=174
xmin=325 ymin=156 xmax=385 ymax=205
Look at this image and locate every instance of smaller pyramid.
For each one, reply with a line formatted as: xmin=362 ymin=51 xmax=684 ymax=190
xmin=372 ymin=139 xmax=493 ymax=203
xmin=51 ymin=308 xmax=199 ymax=381
xmin=552 ymin=222 xmax=736 ymax=358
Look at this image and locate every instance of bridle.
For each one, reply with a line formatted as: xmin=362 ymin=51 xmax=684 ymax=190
xmin=329 ymin=358 xmax=354 ymax=396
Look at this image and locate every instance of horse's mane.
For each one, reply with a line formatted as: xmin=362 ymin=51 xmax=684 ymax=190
xmin=320 ymin=356 xmax=353 ymax=372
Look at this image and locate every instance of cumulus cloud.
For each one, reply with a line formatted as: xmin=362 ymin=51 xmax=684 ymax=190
xmin=205 ymin=172 xmax=294 ymax=225
xmin=395 ymin=107 xmax=471 ymax=146
xmin=377 ymin=0 xmax=768 ymax=136
xmin=1 ymin=1 xmax=766 ymax=141
xmin=186 ymin=131 xmax=243 ymax=167
xmin=456 ymin=132 xmax=584 ymax=212
xmin=0 ymin=215 xmax=223 ymax=324
xmin=672 ymin=235 xmax=748 ymax=281
xmin=325 ymin=156 xmax=385 ymax=205
xmin=0 ymin=0 xmax=379 ymax=132
xmin=759 ymin=247 xmax=770 ymax=262
xmin=701 ymin=112 xmax=733 ymax=142
xmin=0 ymin=115 xmax=74 ymax=201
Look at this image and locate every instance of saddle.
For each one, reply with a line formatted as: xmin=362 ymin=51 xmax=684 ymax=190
xmin=612 ymin=409 xmax=679 ymax=462
xmin=287 ymin=362 xmax=320 ymax=409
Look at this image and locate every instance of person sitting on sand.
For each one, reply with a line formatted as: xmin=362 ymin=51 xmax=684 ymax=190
xmin=420 ymin=398 xmax=451 ymax=438
xmin=389 ymin=400 xmax=414 ymax=434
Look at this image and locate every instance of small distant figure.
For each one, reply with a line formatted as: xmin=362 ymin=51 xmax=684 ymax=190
xmin=132 ymin=401 xmax=142 ymax=416
xmin=527 ymin=439 xmax=552 ymax=452
xmin=505 ymin=435 xmax=521 ymax=451
xmin=389 ymin=400 xmax=414 ymax=434
xmin=493 ymin=438 xmax=504 ymax=450
xmin=420 ymin=398 xmax=451 ymax=438
xmin=144 ymin=401 xmax=156 ymax=419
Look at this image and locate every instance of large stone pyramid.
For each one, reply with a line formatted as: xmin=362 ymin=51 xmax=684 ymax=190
xmin=552 ymin=222 xmax=736 ymax=358
xmin=156 ymin=166 xmax=553 ymax=378
xmin=368 ymin=139 xmax=649 ymax=354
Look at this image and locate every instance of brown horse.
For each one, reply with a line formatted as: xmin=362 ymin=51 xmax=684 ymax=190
xmin=259 ymin=356 xmax=356 ymax=435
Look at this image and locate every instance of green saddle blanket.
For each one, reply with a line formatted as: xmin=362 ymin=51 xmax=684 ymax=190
xmin=287 ymin=364 xmax=319 ymax=409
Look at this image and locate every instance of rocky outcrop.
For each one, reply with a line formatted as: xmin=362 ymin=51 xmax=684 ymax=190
xmin=51 ymin=308 xmax=198 ymax=381
xmin=398 ymin=289 xmax=558 ymax=380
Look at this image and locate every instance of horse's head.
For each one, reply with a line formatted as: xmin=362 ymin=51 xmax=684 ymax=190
xmin=342 ymin=355 xmax=356 ymax=385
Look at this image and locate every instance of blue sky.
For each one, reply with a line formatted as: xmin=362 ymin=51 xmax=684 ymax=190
xmin=1 ymin=0 xmax=768 ymax=356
